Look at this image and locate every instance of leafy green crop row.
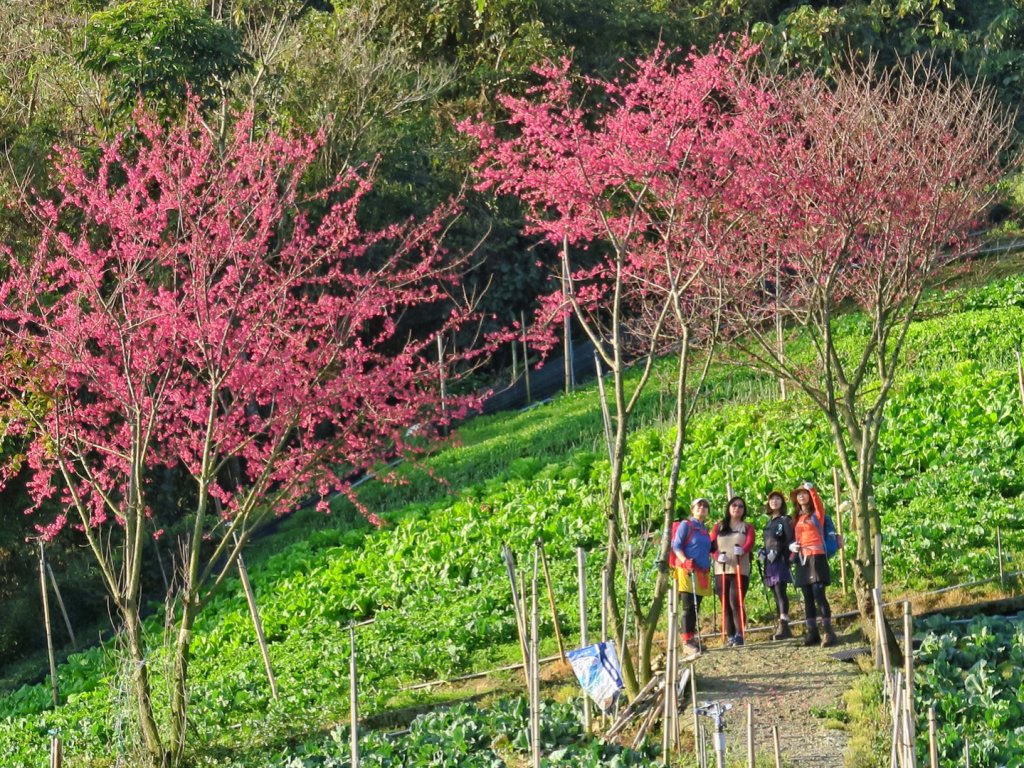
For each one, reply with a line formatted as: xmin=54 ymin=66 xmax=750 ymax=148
xmin=914 ymin=613 xmax=1024 ymax=767
xmin=2 ymin=274 xmax=1024 ymax=765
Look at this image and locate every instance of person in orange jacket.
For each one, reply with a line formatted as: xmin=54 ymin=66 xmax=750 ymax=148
xmin=789 ymin=481 xmax=842 ymax=647
xmin=710 ymin=496 xmax=756 ymax=647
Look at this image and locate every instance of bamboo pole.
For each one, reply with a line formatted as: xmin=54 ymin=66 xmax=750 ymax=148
xmin=530 ymin=550 xmax=541 ymax=768
xmin=772 ymin=725 xmax=782 ymax=768
xmin=502 ymin=545 xmax=531 ymax=686
xmin=45 ymin=563 xmax=76 ymax=648
xmin=436 ymin=334 xmax=446 ymax=423
xmin=50 ymin=736 xmax=61 ymax=768
xmin=1015 ymin=349 xmax=1024 ymax=412
xmin=520 ymin=311 xmax=532 ymax=405
xmin=873 ymin=587 xmax=893 ymax=684
xmin=562 ymin=238 xmax=574 ymax=395
xmin=236 ymin=549 xmax=279 ymax=699
xmin=997 ymin=528 xmax=1006 ymax=592
xmin=927 ymin=705 xmax=938 ymax=768
xmin=890 ymin=671 xmax=903 ymax=768
xmin=511 ymin=323 xmax=519 ymax=386
xmin=577 ymin=548 xmax=591 ymax=731
xmin=39 ymin=543 xmax=59 ymax=707
xmin=832 ymin=467 xmax=848 ymax=594
xmin=903 ymin=602 xmax=916 ymax=768
xmin=537 ymin=540 xmax=566 ymax=662
xmin=349 ymin=624 xmax=359 ymax=768
xmin=746 ymin=702 xmax=754 ymax=768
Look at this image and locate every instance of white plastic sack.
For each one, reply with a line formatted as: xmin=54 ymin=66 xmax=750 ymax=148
xmin=566 ymin=641 xmax=624 ymax=713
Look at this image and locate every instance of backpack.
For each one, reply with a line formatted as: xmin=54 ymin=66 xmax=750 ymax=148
xmin=811 ymin=515 xmax=840 ymax=557
xmin=668 ymin=521 xmax=694 ymax=569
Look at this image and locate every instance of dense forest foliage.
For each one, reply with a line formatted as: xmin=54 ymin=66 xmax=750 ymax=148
xmin=1 ymin=0 xmax=1023 ymax=680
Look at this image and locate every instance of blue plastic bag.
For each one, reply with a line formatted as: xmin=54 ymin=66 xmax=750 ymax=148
xmin=566 ymin=641 xmax=624 ymax=713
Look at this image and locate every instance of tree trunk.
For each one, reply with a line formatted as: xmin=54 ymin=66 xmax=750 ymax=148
xmin=123 ymin=603 xmax=167 ymax=767
xmin=169 ymin=596 xmax=199 ymax=765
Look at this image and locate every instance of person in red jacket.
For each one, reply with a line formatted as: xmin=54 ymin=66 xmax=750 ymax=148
xmin=790 ymin=482 xmax=841 ymax=647
xmin=710 ymin=496 xmax=756 ymax=647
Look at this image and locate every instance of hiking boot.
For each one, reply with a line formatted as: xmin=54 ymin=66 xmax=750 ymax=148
xmin=681 ymin=640 xmax=702 ymax=660
xmin=725 ymin=634 xmax=737 ymax=647
xmin=772 ymin=619 xmax=792 ymax=641
xmin=803 ymin=620 xmax=820 ymax=646
xmin=731 ymin=634 xmax=744 ymax=647
xmin=821 ymin=620 xmax=837 ymax=648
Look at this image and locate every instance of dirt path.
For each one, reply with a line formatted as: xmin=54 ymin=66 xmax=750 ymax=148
xmin=683 ymin=624 xmax=863 ymax=767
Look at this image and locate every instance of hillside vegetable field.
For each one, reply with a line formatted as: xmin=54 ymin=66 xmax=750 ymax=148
xmin=1 ymin=272 xmax=1023 ymax=766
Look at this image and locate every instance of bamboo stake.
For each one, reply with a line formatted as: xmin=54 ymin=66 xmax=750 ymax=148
xmin=874 ymin=533 xmax=883 ymax=593
xmin=890 ymin=671 xmax=902 ymax=768
xmin=833 ymin=467 xmax=848 ymax=594
xmin=927 ymin=705 xmax=938 ymax=768
xmin=520 ymin=311 xmax=532 ymax=405
xmin=997 ymin=528 xmax=1006 ymax=593
xmin=577 ymin=548 xmax=591 ymax=731
xmin=537 ymin=540 xmax=566 ymax=662
xmin=436 ymin=334 xmax=447 ymax=423
xmin=236 ymin=549 xmax=278 ymax=699
xmin=502 ymin=545 xmax=530 ymax=687
xmin=746 ymin=702 xmax=754 ymax=768
xmin=772 ymin=725 xmax=782 ymax=768
xmin=39 ymin=543 xmax=59 ymax=707
xmin=50 ymin=736 xmax=61 ymax=768
xmin=901 ymin=681 xmax=915 ymax=768
xmin=903 ymin=602 xmax=916 ymax=768
xmin=511 ymin=322 xmax=519 ymax=386
xmin=873 ymin=587 xmax=893 ymax=684
xmin=45 ymin=563 xmax=76 ymax=648
xmin=531 ymin=550 xmax=541 ymax=768
xmin=964 ymin=737 xmax=971 ymax=768
xmin=349 ymin=624 xmax=359 ymax=768
xmin=562 ymin=238 xmax=574 ymax=395
xmin=1015 ymin=349 xmax=1024 ymax=412
xmin=690 ymin=663 xmax=699 ymax=764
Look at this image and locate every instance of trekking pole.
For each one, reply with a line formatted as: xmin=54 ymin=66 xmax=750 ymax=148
xmin=735 ymin=566 xmax=746 ymax=637
xmin=695 ymin=701 xmax=733 ymax=768
xmin=720 ymin=572 xmax=727 ymax=644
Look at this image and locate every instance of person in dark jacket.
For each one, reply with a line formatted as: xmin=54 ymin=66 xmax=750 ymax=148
xmin=672 ymin=497 xmax=713 ymax=660
xmin=761 ymin=490 xmax=794 ymax=640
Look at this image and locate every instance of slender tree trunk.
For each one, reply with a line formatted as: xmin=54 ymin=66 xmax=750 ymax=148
xmin=169 ymin=596 xmax=199 ymax=765
xmin=123 ymin=603 xmax=166 ymax=767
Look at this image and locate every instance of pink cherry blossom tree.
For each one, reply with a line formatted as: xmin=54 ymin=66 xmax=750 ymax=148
xmin=713 ymin=56 xmax=1016 ymax=642
xmin=463 ymin=43 xmax=771 ymax=691
xmin=0 ymin=105 xmax=472 ymax=765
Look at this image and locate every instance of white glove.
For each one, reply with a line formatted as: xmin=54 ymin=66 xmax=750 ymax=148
xmin=767 ymin=550 xmax=777 ymax=563
xmin=788 ymin=542 xmax=800 ymax=554
xmin=733 ymin=545 xmax=744 ymax=556
xmin=717 ymin=552 xmax=728 ymax=564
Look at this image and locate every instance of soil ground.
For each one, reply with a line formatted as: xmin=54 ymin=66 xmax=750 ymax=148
xmin=682 ymin=622 xmax=864 ymax=767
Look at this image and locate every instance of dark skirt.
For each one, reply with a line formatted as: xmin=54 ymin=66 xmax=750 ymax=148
xmin=763 ymin=557 xmax=792 ymax=587
xmin=792 ymin=553 xmax=831 ymax=588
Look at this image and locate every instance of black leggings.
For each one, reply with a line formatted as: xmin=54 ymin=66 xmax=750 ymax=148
xmin=801 ymin=582 xmax=831 ymax=622
xmin=771 ymin=582 xmax=790 ymax=618
xmin=680 ymin=590 xmax=703 ymax=636
xmin=719 ymin=573 xmax=749 ymax=637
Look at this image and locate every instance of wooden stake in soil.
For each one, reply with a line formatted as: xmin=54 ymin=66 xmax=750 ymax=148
xmin=873 ymin=587 xmax=893 ymax=684
xmin=690 ymin=663 xmax=699 ymax=764
xmin=530 ymin=550 xmax=541 ymax=768
xmin=1015 ymin=349 xmax=1024 ymax=412
xmin=927 ymin=705 xmax=939 ymax=768
xmin=537 ymin=539 xmax=566 ymax=662
xmin=997 ymin=528 xmax=1006 ymax=593
xmin=520 ymin=310 xmax=532 ymax=405
xmin=436 ymin=334 xmax=447 ymax=424
xmin=562 ymin=238 xmax=574 ymax=395
xmin=236 ymin=548 xmax=279 ymax=699
xmin=49 ymin=735 xmax=62 ymax=768
xmin=349 ymin=624 xmax=359 ymax=768
xmin=903 ymin=602 xmax=916 ymax=768
xmin=45 ymin=562 xmax=76 ymax=648
xmin=832 ymin=467 xmax=848 ymax=594
xmin=502 ymin=545 xmax=530 ymax=686
xmin=39 ymin=542 xmax=59 ymax=707
xmin=577 ymin=547 xmax=591 ymax=731
xmin=772 ymin=724 xmax=782 ymax=768
xmin=746 ymin=702 xmax=754 ymax=768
